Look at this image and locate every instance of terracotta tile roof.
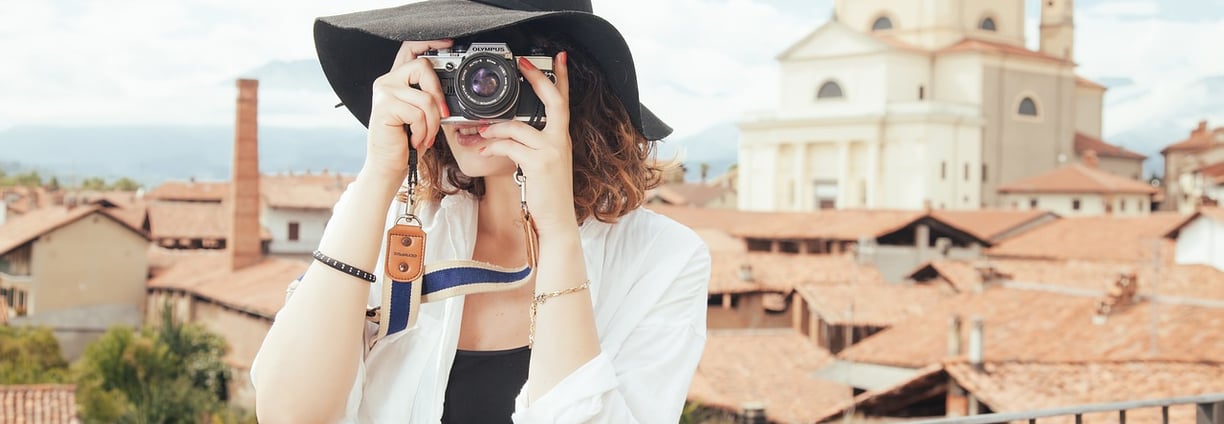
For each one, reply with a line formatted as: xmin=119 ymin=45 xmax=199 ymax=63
xmin=147 ymin=172 xmax=353 ymax=210
xmin=1 ymin=186 xmax=55 ymax=215
xmin=648 ymin=205 xmax=924 ymax=241
xmin=261 ymin=173 xmax=353 ymax=210
xmin=646 ymin=183 xmax=732 ymax=207
xmin=0 ymin=205 xmax=148 ymax=256
xmin=693 ymin=229 xmax=745 ymax=254
xmin=928 ymin=209 xmax=1057 ymax=243
xmin=910 ymin=260 xmax=982 ymax=292
xmin=1197 ymin=162 xmax=1224 ymax=184
xmin=796 ymin=284 xmax=951 ymax=327
xmin=709 ymin=252 xmax=884 ymax=295
xmin=146 ymin=201 xmax=270 ymax=240
xmin=1075 ymin=75 xmax=1107 ymax=90
xmin=837 ymin=287 xmax=1224 ymax=368
xmin=1162 ymin=121 xmax=1224 ymax=154
xmin=689 ymin=329 xmax=852 ymax=424
xmin=997 ymin=163 xmax=1157 ymax=195
xmin=145 ymin=180 xmax=228 ymax=202
xmin=987 ymin=213 xmax=1189 ymax=262
xmin=869 ymin=33 xmax=928 ymax=53
xmin=147 ymin=252 xmax=306 ymax=319
xmin=947 ymin=360 xmax=1224 ymax=423
xmin=1074 ymin=132 xmax=1146 ymax=160
xmin=0 ymin=384 xmax=79 ymax=424
xmin=938 ymin=38 xmax=1071 ymax=65
xmin=913 ymin=258 xmax=1224 ymax=302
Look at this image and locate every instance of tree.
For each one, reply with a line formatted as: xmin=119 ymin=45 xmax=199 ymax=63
xmin=110 ymin=177 xmax=142 ymax=192
xmin=80 ymin=177 xmax=107 ymax=191
xmin=75 ymin=307 xmax=233 ymax=424
xmin=47 ymin=176 xmax=61 ymax=191
xmin=14 ymin=170 xmax=42 ymax=187
xmin=0 ymin=326 xmax=71 ymax=384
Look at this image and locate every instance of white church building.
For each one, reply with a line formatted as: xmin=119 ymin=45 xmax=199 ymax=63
xmin=738 ymin=0 xmax=1145 ymax=211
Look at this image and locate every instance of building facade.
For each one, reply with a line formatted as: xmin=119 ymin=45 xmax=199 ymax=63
xmin=739 ymin=0 xmax=1144 ymax=212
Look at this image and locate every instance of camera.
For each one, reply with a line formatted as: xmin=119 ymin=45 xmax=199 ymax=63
xmin=423 ymin=43 xmax=555 ymax=126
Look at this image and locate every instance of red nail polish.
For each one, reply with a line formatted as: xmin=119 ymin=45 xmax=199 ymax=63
xmin=478 ymin=147 xmax=486 ymax=154
xmin=478 ymin=125 xmax=488 ymax=134
xmin=442 ymin=103 xmax=451 ymax=117
xmin=559 ymin=51 xmax=567 ymax=66
xmin=518 ymin=57 xmax=535 ymax=71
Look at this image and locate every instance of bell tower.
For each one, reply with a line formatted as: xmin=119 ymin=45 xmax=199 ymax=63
xmin=1040 ymin=0 xmax=1075 ymax=61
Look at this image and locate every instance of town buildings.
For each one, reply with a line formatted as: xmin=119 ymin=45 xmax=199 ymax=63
xmin=1162 ymin=120 xmax=1224 ymax=213
xmin=738 ymin=0 xmax=1146 ymax=212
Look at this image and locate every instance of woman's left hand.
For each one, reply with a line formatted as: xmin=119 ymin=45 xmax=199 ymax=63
xmin=478 ymin=52 xmax=577 ymax=236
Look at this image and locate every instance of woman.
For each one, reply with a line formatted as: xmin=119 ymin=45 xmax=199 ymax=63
xmin=251 ymin=1 xmax=711 ymax=423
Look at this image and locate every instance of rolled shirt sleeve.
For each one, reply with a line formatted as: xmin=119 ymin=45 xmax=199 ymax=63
xmin=511 ymin=238 xmax=711 ymax=423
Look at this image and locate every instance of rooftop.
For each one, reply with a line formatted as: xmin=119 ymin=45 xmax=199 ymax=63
xmin=997 ymin=163 xmax=1157 ymax=195
xmin=837 ymin=287 xmax=1224 ymax=368
xmin=709 ymin=252 xmax=884 ymax=295
xmin=147 ymin=252 xmax=305 ymax=319
xmin=146 ymin=201 xmax=271 ymax=241
xmin=796 ymin=283 xmax=951 ymax=327
xmin=928 ymin=209 xmax=1057 ymax=243
xmin=1073 ymin=132 xmax=1145 ymax=160
xmin=0 ymin=205 xmax=147 ymax=256
xmin=1162 ymin=120 xmax=1224 ymax=154
xmin=648 ymin=205 xmax=924 ymax=241
xmin=987 ymin=213 xmax=1189 ymax=262
xmin=0 ymin=384 xmax=78 ymax=424
xmin=689 ymin=329 xmax=852 ymax=424
xmin=647 ymin=183 xmax=733 ymax=208
xmin=938 ymin=38 xmax=1072 ymax=65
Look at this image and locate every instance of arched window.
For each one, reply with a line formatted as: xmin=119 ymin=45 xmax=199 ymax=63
xmin=871 ymin=16 xmax=893 ymax=31
xmin=980 ymin=17 xmax=997 ymax=31
xmin=1018 ymin=97 xmax=1038 ymax=116
xmin=817 ymin=81 xmax=844 ymax=99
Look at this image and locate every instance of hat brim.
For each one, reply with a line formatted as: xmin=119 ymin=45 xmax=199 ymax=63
xmin=314 ymin=0 xmax=672 ymax=140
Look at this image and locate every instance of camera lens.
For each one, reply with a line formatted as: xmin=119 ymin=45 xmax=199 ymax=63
xmin=454 ymin=53 xmax=519 ymax=120
xmin=469 ymin=68 xmax=500 ymax=98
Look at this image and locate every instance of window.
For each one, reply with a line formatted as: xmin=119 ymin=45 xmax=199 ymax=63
xmin=941 ymin=161 xmax=947 ymax=180
xmin=1072 ymin=198 xmax=1082 ymax=211
xmin=1030 ymin=198 xmax=1039 ymax=208
xmin=981 ymin=164 xmax=988 ymax=182
xmin=980 ymin=17 xmax=997 ymax=31
xmin=871 ymin=16 xmax=894 ymax=31
xmin=1018 ymin=97 xmax=1039 ymax=116
xmin=1120 ymin=199 xmax=1127 ymax=212
xmin=918 ymin=85 xmax=926 ymax=100
xmin=817 ymin=81 xmax=844 ymax=99
xmin=288 ymin=222 xmax=301 ymax=242
xmin=964 ymin=163 xmax=970 ymax=181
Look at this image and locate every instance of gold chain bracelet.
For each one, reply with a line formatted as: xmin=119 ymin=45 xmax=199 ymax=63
xmin=528 ymin=280 xmax=592 ymax=347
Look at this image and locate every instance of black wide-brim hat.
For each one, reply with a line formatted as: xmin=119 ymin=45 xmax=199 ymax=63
xmin=314 ymin=0 xmax=672 ymax=141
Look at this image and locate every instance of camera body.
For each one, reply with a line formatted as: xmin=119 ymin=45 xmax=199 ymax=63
xmin=422 ymin=43 xmax=555 ymax=126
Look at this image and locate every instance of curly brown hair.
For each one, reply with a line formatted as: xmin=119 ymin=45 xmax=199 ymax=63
xmin=415 ymin=25 xmax=665 ymax=224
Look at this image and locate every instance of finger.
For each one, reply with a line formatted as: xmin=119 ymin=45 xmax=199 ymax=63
xmin=517 ymin=57 xmax=569 ymax=132
xmin=554 ymin=51 xmax=570 ymax=105
xmin=479 ymin=139 xmax=537 ymax=165
xmin=384 ymin=86 xmax=441 ymax=150
xmin=479 ymin=120 xmax=545 ymax=149
xmin=374 ymin=100 xmax=428 ymax=149
xmin=392 ymin=39 xmax=454 ymax=69
xmin=389 ymin=58 xmax=449 ymax=119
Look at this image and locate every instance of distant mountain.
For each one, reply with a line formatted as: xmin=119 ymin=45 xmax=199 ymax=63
xmin=656 ymin=122 xmax=739 ymax=181
xmin=0 ymin=125 xmax=368 ymax=186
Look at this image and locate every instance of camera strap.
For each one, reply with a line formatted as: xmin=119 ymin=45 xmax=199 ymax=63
xmin=367 ymin=135 xmax=539 ymax=350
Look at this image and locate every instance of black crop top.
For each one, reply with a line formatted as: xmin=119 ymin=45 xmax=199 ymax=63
xmin=441 ymin=346 xmax=532 ymax=423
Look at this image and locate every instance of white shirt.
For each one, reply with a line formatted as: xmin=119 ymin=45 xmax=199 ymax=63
xmin=252 ymin=190 xmax=711 ymax=423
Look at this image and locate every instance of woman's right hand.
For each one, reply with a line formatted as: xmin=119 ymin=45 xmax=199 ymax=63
xmin=363 ymin=39 xmax=454 ymax=183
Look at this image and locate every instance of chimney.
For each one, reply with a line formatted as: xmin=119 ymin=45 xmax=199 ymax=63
xmin=947 ymin=315 xmax=963 ymax=357
xmin=968 ymin=316 xmax=984 ymax=370
xmin=229 ymin=79 xmax=262 ymax=271
xmin=1195 ymin=120 xmax=1209 ymax=136
xmin=1082 ymin=149 xmax=1099 ymax=169
xmin=739 ymin=402 xmax=766 ymax=424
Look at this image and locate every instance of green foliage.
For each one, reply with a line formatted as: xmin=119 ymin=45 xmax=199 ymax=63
xmin=0 ymin=326 xmax=71 ymax=384
xmin=47 ymin=176 xmax=61 ymax=191
xmin=75 ymin=307 xmax=233 ymax=424
xmin=80 ymin=177 xmax=107 ymax=191
xmin=110 ymin=177 xmax=142 ymax=192
xmin=0 ymin=170 xmax=44 ymax=188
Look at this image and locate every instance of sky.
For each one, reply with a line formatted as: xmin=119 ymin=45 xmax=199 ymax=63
xmin=1 ymin=0 xmax=1223 ymax=140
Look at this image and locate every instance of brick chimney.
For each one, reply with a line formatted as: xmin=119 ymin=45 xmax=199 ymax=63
xmin=1195 ymin=120 xmax=1209 ymax=136
xmin=1082 ymin=149 xmax=1099 ymax=169
xmin=228 ymin=79 xmax=262 ymax=271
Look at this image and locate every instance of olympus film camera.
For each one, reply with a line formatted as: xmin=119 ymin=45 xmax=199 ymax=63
xmin=423 ymin=43 xmax=556 ymax=126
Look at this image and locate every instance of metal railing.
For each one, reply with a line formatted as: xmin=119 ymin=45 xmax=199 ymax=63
xmin=907 ymin=393 xmax=1224 ymax=424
